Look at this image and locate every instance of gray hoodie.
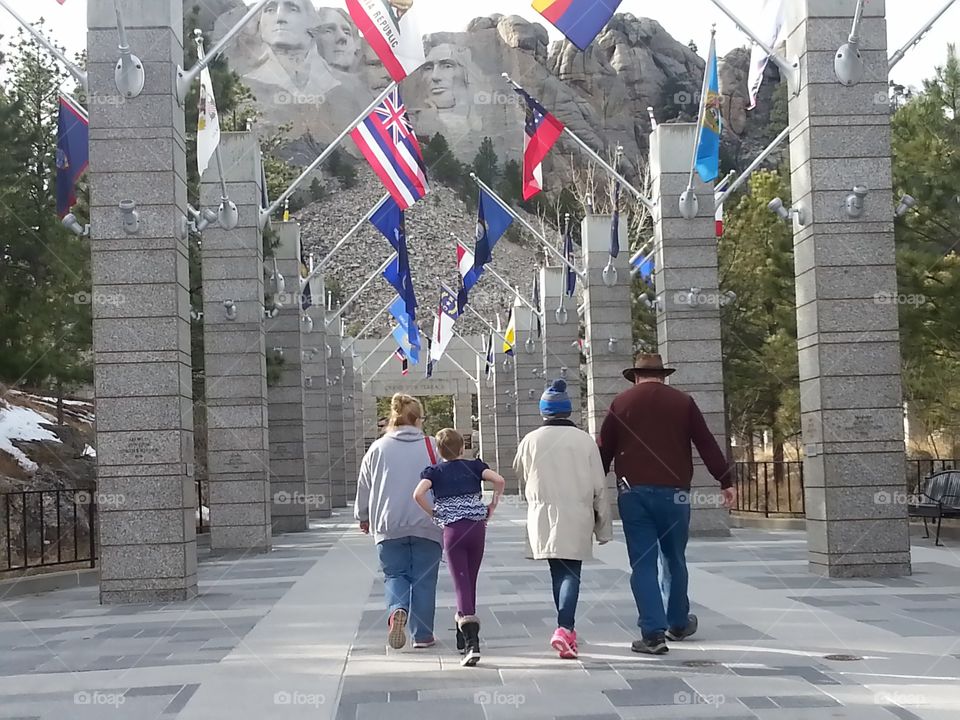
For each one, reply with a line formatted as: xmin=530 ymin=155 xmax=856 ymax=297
xmin=354 ymin=426 xmax=443 ymax=545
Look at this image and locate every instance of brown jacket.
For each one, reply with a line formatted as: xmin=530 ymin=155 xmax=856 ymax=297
xmin=598 ymin=382 xmax=732 ymax=490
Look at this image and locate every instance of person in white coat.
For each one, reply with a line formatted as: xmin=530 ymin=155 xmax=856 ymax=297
xmin=514 ymin=379 xmax=613 ymax=659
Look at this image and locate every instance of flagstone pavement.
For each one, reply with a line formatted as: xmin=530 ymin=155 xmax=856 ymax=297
xmin=2 ymin=503 xmax=960 ymax=719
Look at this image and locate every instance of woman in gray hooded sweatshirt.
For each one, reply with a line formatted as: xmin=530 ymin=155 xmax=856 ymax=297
xmin=355 ymin=393 xmax=444 ymax=650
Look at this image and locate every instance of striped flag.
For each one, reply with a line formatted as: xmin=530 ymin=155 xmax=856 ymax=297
xmin=346 ymin=0 xmax=426 ymax=82
xmin=532 ymin=0 xmax=623 ymax=51
xmin=456 ymin=242 xmax=482 ymax=314
xmin=349 ymin=87 xmax=429 ymax=210
xmin=513 ymin=87 xmax=564 ymax=200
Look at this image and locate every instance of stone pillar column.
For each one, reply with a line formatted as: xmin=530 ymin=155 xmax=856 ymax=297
xmin=514 ymin=297 xmax=545 ymax=449
xmin=453 ymin=391 xmax=474 ymax=438
xmin=786 ymin=1 xmax=910 ymax=577
xmin=200 ymin=133 xmax=271 ymax=551
xmin=342 ymin=348 xmax=358 ymax=502
xmin=362 ymin=384 xmax=379 ymax=452
xmin=88 ymin=0 xmax=196 ymax=602
xmin=326 ymin=329 xmax=347 ymax=508
xmin=303 ymin=275 xmax=331 ymax=518
xmin=476 ymin=357 xmax=498 ymax=465
xmin=265 ymin=224 xmax=309 ymax=533
xmin=493 ymin=356 xmax=519 ymax=494
xmin=352 ymin=350 xmax=366 ymax=465
xmin=581 ymin=215 xmax=632 ymax=505
xmin=541 ymin=266 xmax=581 ymax=425
xmin=651 ymin=124 xmax=731 ymax=538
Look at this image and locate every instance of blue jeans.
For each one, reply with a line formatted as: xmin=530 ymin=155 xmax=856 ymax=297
xmin=618 ymin=486 xmax=690 ymax=639
xmin=377 ymin=536 xmax=442 ymax=642
xmin=547 ymin=559 xmax=582 ymax=630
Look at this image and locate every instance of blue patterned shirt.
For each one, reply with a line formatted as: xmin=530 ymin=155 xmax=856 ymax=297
xmin=421 ymin=459 xmax=489 ymax=527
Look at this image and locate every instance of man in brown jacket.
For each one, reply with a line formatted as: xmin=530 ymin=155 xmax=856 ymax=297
xmin=598 ymin=354 xmax=736 ymax=655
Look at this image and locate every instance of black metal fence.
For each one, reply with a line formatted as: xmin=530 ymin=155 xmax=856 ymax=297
xmin=1 ymin=490 xmax=96 ymax=572
xmin=733 ymin=461 xmax=806 ymax=517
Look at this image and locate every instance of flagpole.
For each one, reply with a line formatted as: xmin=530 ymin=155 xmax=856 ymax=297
xmin=500 ymin=74 xmax=655 ymax=213
xmin=325 ymin=252 xmax=399 ymax=328
xmin=469 ymin=173 xmax=586 ymax=280
xmin=444 ymin=353 xmax=478 ymax=386
xmin=358 ymin=331 xmax=396 ymax=370
xmin=463 ymin=304 xmax=510 ymax=347
xmin=0 ymin=0 xmax=88 ymax=91
xmin=177 ymin=0 xmax=270 ymax=104
xmin=305 ymin=193 xmax=391 ymax=287
xmin=889 ymin=0 xmax=957 ymax=70
xmin=686 ymin=28 xmax=715 ymax=193
xmin=363 ymin=346 xmax=397 ymax=385
xmin=343 ymin=294 xmax=399 ymax=353
xmin=452 ymin=330 xmax=484 ymax=360
xmin=454 ymin=239 xmax=543 ymax=318
xmin=261 ymin=82 xmax=399 ymax=228
xmin=715 ymin=127 xmax=789 ymax=208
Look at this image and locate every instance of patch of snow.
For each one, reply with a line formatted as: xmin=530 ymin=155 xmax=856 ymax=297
xmin=82 ymin=444 xmax=97 ymax=458
xmin=0 ymin=400 xmax=63 ymax=472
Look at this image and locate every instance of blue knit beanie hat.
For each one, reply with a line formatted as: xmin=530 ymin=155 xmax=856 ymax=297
xmin=540 ymin=379 xmax=573 ymax=417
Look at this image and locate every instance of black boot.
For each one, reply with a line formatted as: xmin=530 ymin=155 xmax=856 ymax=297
xmin=458 ymin=614 xmax=481 ymax=667
xmin=455 ymin=614 xmax=466 ymax=655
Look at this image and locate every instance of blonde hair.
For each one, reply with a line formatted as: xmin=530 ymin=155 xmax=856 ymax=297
xmin=435 ymin=428 xmax=464 ymax=461
xmin=386 ymin=393 xmax=423 ymax=430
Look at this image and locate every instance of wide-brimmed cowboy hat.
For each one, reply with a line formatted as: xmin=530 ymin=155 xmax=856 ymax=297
xmin=622 ymin=353 xmax=676 ymax=381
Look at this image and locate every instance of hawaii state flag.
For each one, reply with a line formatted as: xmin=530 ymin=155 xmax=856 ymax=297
xmin=56 ymin=95 xmax=89 ymax=219
xmin=350 ymin=87 xmax=429 ymax=210
xmin=513 ymin=87 xmax=565 ymax=200
xmin=532 ymin=0 xmax=623 ymax=51
xmin=346 ymin=0 xmax=426 ymax=82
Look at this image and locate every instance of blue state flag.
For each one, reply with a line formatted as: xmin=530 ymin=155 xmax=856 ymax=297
xmin=378 ymin=211 xmax=419 ymax=350
xmin=473 ymin=189 xmax=514 ymax=272
xmin=695 ymin=35 xmax=722 ymax=184
xmin=634 ymin=255 xmax=655 ymax=282
xmin=56 ymin=96 xmax=89 ymax=218
xmin=370 ymin=197 xmax=402 ymax=249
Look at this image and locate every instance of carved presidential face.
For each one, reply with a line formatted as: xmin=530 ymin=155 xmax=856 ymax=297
xmin=424 ymin=45 xmax=466 ymax=110
xmin=260 ymin=0 xmax=315 ymax=52
xmin=316 ymin=9 xmax=359 ymax=71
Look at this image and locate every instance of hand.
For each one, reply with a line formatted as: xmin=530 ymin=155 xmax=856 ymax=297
xmin=486 ymin=505 xmax=495 ymax=520
xmin=598 ymin=539 xmax=610 ymax=545
xmin=721 ymin=486 xmax=737 ymax=510
xmin=359 ymin=520 xmax=369 ymax=534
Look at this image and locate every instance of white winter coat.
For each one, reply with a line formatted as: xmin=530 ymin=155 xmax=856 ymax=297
xmin=513 ymin=422 xmax=613 ymax=561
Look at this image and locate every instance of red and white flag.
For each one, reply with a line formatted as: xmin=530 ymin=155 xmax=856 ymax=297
xmin=349 ymin=87 xmax=429 ymax=210
xmin=346 ymin=0 xmax=426 ymax=83
xmin=715 ymin=196 xmax=724 ymax=238
xmin=513 ymin=87 xmax=565 ymax=200
xmin=431 ymin=287 xmax=458 ymax=362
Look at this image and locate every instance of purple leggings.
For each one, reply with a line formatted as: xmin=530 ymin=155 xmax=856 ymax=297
xmin=443 ymin=519 xmax=486 ymax=616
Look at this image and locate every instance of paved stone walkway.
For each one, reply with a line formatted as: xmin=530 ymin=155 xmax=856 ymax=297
xmin=2 ymin=504 xmax=960 ymax=719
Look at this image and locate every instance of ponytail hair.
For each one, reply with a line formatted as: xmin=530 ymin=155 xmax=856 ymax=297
xmin=386 ymin=393 xmax=423 ymax=431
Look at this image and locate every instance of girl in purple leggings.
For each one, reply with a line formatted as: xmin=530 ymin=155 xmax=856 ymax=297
xmin=414 ymin=429 xmax=505 ymax=666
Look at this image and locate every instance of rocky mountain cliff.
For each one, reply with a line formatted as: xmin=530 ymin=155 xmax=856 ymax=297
xmin=196 ymin=3 xmax=783 ymax=179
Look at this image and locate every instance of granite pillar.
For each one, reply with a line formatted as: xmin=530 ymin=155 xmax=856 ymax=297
xmin=476 ymin=357 xmax=498 ymax=465
xmin=200 ymin=133 xmax=272 ymax=551
xmin=786 ymin=0 xmax=910 ymax=577
xmin=493 ymin=352 xmax=520 ymax=494
xmin=302 ymin=275 xmax=331 ymax=519
xmin=581 ymin=214 xmax=632 ymax=507
xmin=540 ymin=266 xmax=582 ymax=425
xmin=265 ymin=223 xmax=309 ymax=533
xmin=513 ymin=297 xmax=545 ymax=450
xmin=453 ymin=391 xmax=474 ymax=439
xmin=88 ymin=0 xmax=197 ymax=603
xmin=342 ymin=348 xmax=358 ymax=502
xmin=326 ymin=328 xmax=347 ymax=508
xmin=651 ymin=124 xmax=731 ymax=538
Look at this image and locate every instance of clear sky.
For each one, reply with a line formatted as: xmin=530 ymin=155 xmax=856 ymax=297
xmin=0 ymin=0 xmax=956 ymax=90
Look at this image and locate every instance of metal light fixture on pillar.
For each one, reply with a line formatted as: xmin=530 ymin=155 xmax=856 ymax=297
xmin=844 ymin=186 xmax=869 ymax=219
xmin=223 ymin=300 xmax=238 ymax=320
xmin=119 ymin=200 xmax=140 ymax=235
xmin=834 ymin=0 xmax=866 ymax=86
xmin=768 ymin=197 xmax=806 ymax=227
xmin=895 ymin=194 xmax=917 ymax=217
xmin=112 ymin=0 xmax=144 ymax=98
xmin=62 ymin=214 xmax=90 ymax=237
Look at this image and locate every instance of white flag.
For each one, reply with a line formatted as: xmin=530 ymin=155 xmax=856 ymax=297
xmin=430 ymin=288 xmax=458 ymax=362
xmin=197 ymin=66 xmax=220 ymax=175
xmin=747 ymin=0 xmax=786 ymax=110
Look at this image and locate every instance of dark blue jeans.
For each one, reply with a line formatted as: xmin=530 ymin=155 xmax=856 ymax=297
xmin=547 ymin=559 xmax=582 ymax=630
xmin=618 ymin=485 xmax=691 ymax=639
xmin=377 ymin=536 xmax=442 ymax=642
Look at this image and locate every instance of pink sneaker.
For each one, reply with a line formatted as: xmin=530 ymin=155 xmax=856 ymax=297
xmin=550 ymin=627 xmax=578 ymax=659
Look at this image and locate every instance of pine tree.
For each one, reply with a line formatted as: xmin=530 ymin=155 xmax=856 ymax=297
xmin=472 ymin=137 xmax=499 ymax=187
